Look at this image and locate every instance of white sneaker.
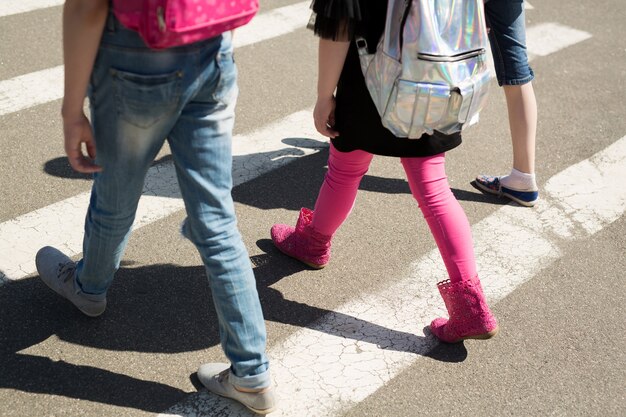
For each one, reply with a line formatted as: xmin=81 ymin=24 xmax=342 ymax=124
xmin=197 ymin=363 xmax=277 ymax=414
xmin=35 ymin=246 xmax=106 ymax=317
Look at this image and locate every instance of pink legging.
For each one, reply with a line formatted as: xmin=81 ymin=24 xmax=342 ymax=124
xmin=312 ymin=144 xmax=477 ymax=283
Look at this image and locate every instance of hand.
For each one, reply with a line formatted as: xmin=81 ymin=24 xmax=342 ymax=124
xmin=313 ymin=95 xmax=339 ymax=138
xmin=62 ymin=111 xmax=102 ymax=173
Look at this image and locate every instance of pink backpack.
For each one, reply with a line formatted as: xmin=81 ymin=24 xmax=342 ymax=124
xmin=112 ymin=0 xmax=259 ymax=49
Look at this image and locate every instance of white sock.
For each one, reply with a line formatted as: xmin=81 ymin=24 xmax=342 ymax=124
xmin=499 ymin=168 xmax=537 ymax=191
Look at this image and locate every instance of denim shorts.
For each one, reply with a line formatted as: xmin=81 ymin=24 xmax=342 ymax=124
xmin=484 ymin=0 xmax=535 ymax=86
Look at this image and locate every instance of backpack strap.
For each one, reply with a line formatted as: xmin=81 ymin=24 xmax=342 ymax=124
xmin=380 ymin=0 xmax=411 ymax=62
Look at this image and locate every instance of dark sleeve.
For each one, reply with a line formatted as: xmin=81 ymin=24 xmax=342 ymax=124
xmin=307 ymin=0 xmax=365 ymax=41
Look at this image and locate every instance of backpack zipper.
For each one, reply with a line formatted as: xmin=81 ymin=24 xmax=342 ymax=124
xmin=417 ymin=48 xmax=486 ymax=62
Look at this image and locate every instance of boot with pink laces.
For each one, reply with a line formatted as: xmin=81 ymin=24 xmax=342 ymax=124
xmin=270 ymin=208 xmax=332 ymax=269
xmin=430 ymin=276 xmax=499 ymax=343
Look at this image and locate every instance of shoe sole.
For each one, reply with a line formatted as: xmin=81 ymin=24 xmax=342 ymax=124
xmin=473 ymin=180 xmax=538 ymax=207
xmin=74 ymin=306 xmax=106 ymax=318
xmin=302 ymin=260 xmax=327 ymax=270
xmin=274 ymin=246 xmax=328 ymax=270
xmin=442 ymin=326 xmax=500 ymax=344
xmin=210 ymin=390 xmax=277 ymax=415
xmin=462 ymin=326 xmax=499 ymax=341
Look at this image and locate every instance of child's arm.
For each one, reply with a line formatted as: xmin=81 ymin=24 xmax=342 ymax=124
xmin=62 ymin=0 xmax=108 ymax=173
xmin=313 ymin=38 xmax=350 ymax=138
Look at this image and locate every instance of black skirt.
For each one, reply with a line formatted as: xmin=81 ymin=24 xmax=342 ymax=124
xmin=311 ymin=0 xmax=462 ymax=157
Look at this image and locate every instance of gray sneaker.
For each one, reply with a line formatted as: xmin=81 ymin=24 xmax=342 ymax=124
xmin=197 ymin=363 xmax=277 ymax=414
xmin=35 ymin=246 xmax=106 ymax=317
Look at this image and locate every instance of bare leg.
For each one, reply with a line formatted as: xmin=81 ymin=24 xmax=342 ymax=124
xmin=474 ymin=81 xmax=539 ymax=206
xmin=504 ymin=82 xmax=537 ymax=175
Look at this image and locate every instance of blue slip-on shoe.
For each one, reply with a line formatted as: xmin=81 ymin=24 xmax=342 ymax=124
xmin=474 ymin=175 xmax=539 ymax=207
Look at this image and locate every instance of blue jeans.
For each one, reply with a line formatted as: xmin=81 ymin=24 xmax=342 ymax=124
xmin=484 ymin=0 xmax=535 ymax=86
xmin=76 ymin=15 xmax=270 ymax=389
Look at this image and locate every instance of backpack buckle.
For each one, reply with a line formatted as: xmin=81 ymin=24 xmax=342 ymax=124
xmin=355 ymin=37 xmax=369 ymax=55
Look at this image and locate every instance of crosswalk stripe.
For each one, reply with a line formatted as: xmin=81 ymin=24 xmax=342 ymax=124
xmin=526 ymin=23 xmax=592 ymax=58
xmin=0 ymin=2 xmax=619 ymax=415
xmin=0 ymin=66 xmax=64 ymax=117
xmin=0 ymin=0 xmax=64 ymax=18
xmin=159 ymin=134 xmax=626 ymax=416
xmin=0 ymin=1 xmax=311 ymax=117
xmin=0 ymin=18 xmax=591 ymax=118
xmin=0 ymin=0 xmax=533 ymax=20
xmin=0 ymin=11 xmax=590 ymax=119
xmin=0 ymin=110 xmax=323 ymax=285
xmin=0 ymin=17 xmax=595 ymax=284
xmin=232 ymin=1 xmax=310 ymax=48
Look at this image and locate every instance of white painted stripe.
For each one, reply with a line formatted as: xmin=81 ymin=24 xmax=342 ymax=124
xmin=0 ymin=66 xmax=64 ymax=117
xmin=233 ymin=1 xmax=310 ymax=48
xmin=526 ymin=23 xmax=592 ymax=57
xmin=0 ymin=18 xmax=589 ymax=118
xmin=0 ymin=0 xmax=64 ymax=18
xmin=0 ymin=0 xmax=529 ymax=24
xmin=159 ymin=135 xmax=626 ymax=416
xmin=0 ymin=110 xmax=324 ymax=283
xmin=543 ymin=137 xmax=626 ymax=235
xmin=484 ymin=22 xmax=591 ymax=82
xmin=0 ymin=2 xmax=311 ymax=117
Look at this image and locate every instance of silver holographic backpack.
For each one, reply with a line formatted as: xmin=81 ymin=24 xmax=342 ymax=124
xmin=356 ymin=0 xmax=491 ymax=139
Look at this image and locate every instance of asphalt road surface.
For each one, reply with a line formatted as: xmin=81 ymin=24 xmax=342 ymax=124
xmin=1 ymin=1 xmax=624 ymax=416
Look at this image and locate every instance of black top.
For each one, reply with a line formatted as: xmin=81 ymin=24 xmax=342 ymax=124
xmin=310 ymin=0 xmax=462 ymax=157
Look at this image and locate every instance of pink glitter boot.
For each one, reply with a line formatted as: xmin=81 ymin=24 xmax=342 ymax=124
xmin=270 ymin=208 xmax=332 ymax=269
xmin=430 ymin=276 xmax=499 ymax=343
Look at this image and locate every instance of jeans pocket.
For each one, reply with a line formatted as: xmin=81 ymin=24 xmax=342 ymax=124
xmin=112 ymin=68 xmax=183 ymax=129
xmin=212 ymin=50 xmax=238 ymax=105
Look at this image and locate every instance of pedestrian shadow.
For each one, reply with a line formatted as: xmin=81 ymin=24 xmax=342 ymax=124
xmin=42 ymin=153 xmax=183 ymax=181
xmin=0 ymin=263 xmax=217 ymax=356
xmin=0 ymin=268 xmax=194 ymax=412
xmin=252 ymin=239 xmax=467 ymax=361
xmin=42 ymin=137 xmax=448 ymax=206
xmin=0 ymin=264 xmax=239 ymax=412
xmin=1 ymin=261 xmax=460 ymax=357
xmin=423 ymin=337 xmax=469 ymax=363
xmin=25 ymin=137 xmax=473 ymax=410
xmin=41 ymin=140 xmax=320 ymax=183
xmin=1 ymin=250 xmax=464 ymax=411
xmin=43 ymin=156 xmax=93 ymax=180
xmin=231 ymin=143 xmax=411 ymax=211
xmin=42 ymin=150 xmax=500 ymax=209
xmin=41 ymin=134 xmax=502 ymax=211
xmin=230 ymin=138 xmax=501 ymax=210
xmin=0 ymin=353 xmax=188 ymax=413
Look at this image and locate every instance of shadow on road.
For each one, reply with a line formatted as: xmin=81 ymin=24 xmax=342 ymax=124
xmin=15 ymin=139 xmax=478 ymax=411
xmin=42 ymin=138 xmax=503 ymax=213
xmin=0 ymin=267 xmax=197 ymax=412
xmin=0 ymin=251 xmax=465 ymax=412
xmin=43 ymin=157 xmax=93 ymax=180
